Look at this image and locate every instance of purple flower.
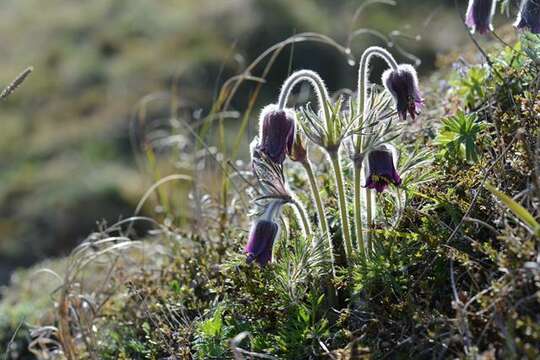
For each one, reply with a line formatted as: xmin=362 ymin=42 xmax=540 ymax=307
xmin=364 ymin=146 xmax=401 ymax=193
xmin=514 ymin=0 xmax=540 ymax=34
xmin=258 ymin=104 xmax=295 ymax=164
xmin=465 ymin=0 xmax=496 ymax=34
xmin=382 ymin=64 xmax=423 ymax=121
xmin=245 ymin=219 xmax=279 ymax=266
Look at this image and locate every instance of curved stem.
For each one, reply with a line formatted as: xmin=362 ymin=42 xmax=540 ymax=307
xmin=302 ymin=160 xmax=335 ymax=273
xmin=277 ymin=70 xmax=332 ymax=139
xmin=353 ymin=166 xmax=365 ymax=259
xmin=353 ymin=46 xmax=398 ymax=260
xmin=291 ymin=198 xmax=312 ymax=238
xmin=356 ymin=46 xmax=398 ymax=150
xmin=261 ymin=199 xmax=285 ymax=221
xmin=329 ymin=151 xmax=353 ymax=265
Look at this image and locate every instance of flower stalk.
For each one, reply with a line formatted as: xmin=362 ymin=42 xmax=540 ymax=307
xmin=291 ymin=198 xmax=312 ymax=238
xmin=329 ymin=151 xmax=353 ymax=264
xmin=354 ymin=46 xmax=399 ymax=259
xmin=278 ymin=69 xmax=352 ymax=266
xmin=301 ymin=159 xmax=335 ymax=273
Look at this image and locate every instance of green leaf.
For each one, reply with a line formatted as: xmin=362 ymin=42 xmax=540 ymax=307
xmin=485 ymin=183 xmax=540 ymax=236
xmin=435 ymin=111 xmax=484 ymax=163
xmin=199 ymin=306 xmax=224 ymax=338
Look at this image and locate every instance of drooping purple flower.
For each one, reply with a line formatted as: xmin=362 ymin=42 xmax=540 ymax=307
xmin=514 ymin=0 xmax=540 ymax=34
xmin=364 ymin=146 xmax=401 ymax=193
xmin=465 ymin=0 xmax=496 ymax=35
xmin=258 ymin=104 xmax=296 ymax=164
xmin=382 ymin=64 xmax=424 ymax=121
xmin=245 ymin=219 xmax=279 ymax=266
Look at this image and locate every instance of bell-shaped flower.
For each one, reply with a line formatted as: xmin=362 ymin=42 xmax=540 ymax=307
xmin=514 ymin=0 xmax=540 ymax=34
xmin=465 ymin=0 xmax=496 ymax=34
xmin=244 ymin=200 xmax=282 ymax=266
xmin=258 ymin=104 xmax=295 ymax=164
xmin=245 ymin=219 xmax=279 ymax=266
xmin=364 ymin=145 xmax=401 ymax=193
xmin=382 ymin=64 xmax=423 ymax=121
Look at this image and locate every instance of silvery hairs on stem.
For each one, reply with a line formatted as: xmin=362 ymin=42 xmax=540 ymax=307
xmin=278 ymin=69 xmax=361 ymax=154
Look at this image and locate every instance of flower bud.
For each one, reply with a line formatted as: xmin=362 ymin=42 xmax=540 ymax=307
xmin=288 ymin=131 xmax=308 ymax=163
xmin=382 ymin=64 xmax=423 ymax=121
xmin=514 ymin=0 xmax=540 ymax=34
xmin=258 ymin=104 xmax=296 ymax=164
xmin=465 ymin=0 xmax=496 ymax=35
xmin=364 ymin=146 xmax=401 ymax=193
xmin=245 ymin=219 xmax=279 ymax=266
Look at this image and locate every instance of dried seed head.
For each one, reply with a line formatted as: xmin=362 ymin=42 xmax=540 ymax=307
xmin=382 ymin=64 xmax=424 ymax=121
xmin=465 ymin=0 xmax=496 ymax=35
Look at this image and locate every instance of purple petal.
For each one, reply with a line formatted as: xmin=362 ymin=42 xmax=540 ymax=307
xmin=466 ymin=0 xmax=495 ymax=34
xmin=364 ymin=147 xmax=402 ymax=193
xmin=383 ymin=65 xmax=422 ymax=121
xmin=258 ymin=105 xmax=296 ymax=164
xmin=514 ymin=0 xmax=540 ymax=34
xmin=245 ymin=220 xmax=278 ymax=266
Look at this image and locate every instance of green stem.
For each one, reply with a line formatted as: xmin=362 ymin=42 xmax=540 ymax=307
xmin=329 ymin=151 xmax=353 ymax=265
xmin=354 ymin=47 xmax=398 ymax=259
xmin=353 ymin=166 xmax=365 ymax=259
xmin=366 ymin=188 xmax=373 ymax=255
xmin=302 ymin=160 xmax=335 ymax=273
xmin=278 ymin=70 xmax=331 ymax=124
xmin=291 ymin=199 xmax=311 ymax=237
xmin=355 ymin=47 xmax=398 ymax=151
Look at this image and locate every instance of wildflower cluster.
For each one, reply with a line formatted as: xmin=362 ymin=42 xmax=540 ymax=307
xmin=245 ymin=45 xmax=423 ymax=271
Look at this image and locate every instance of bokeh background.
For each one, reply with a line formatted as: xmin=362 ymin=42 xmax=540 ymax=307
xmin=0 ymin=0 xmax=489 ymax=285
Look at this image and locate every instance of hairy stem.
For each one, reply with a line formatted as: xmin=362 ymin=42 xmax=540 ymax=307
xmin=353 ymin=166 xmax=365 ymax=259
xmin=277 ymin=70 xmax=333 ymax=140
xmin=329 ymin=151 xmax=353 ymax=265
xmin=356 ymin=47 xmax=398 ymax=144
xmin=366 ymin=189 xmax=373 ymax=254
xmin=354 ymin=47 xmax=398 ymax=259
xmin=291 ymin=199 xmax=312 ymax=238
xmin=302 ymin=160 xmax=335 ymax=274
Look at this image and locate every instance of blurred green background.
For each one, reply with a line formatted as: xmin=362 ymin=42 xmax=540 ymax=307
xmin=0 ymin=0 xmax=475 ymax=285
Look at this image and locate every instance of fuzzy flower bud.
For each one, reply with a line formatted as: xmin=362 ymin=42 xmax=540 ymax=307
xmin=364 ymin=146 xmax=401 ymax=193
xmin=258 ymin=104 xmax=296 ymax=164
xmin=382 ymin=64 xmax=423 ymax=121
xmin=514 ymin=0 xmax=540 ymax=34
xmin=465 ymin=0 xmax=496 ymax=35
xmin=288 ymin=131 xmax=308 ymax=163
